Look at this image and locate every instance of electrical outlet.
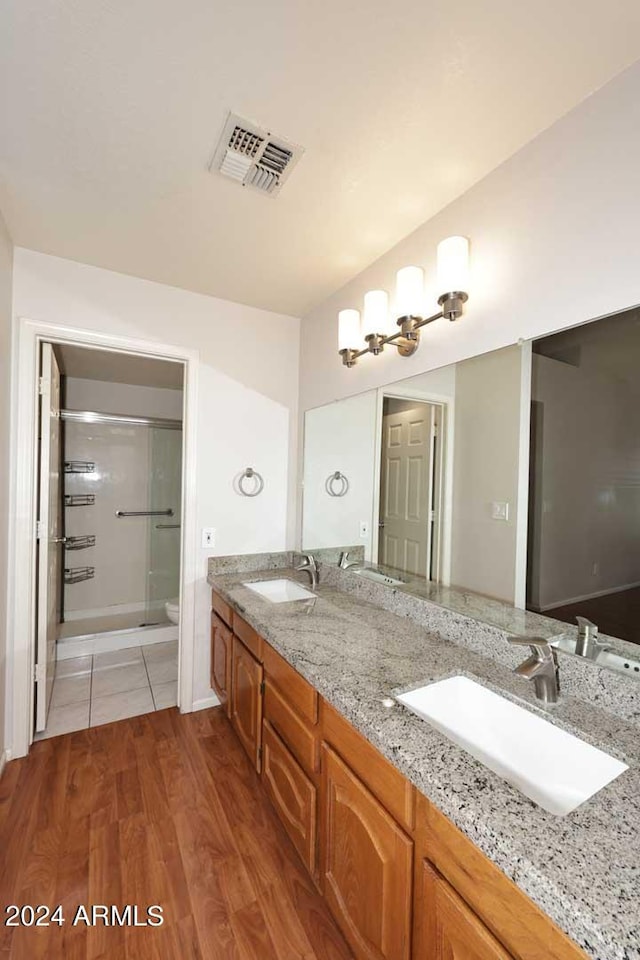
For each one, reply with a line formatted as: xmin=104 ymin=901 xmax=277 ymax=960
xmin=592 ymin=561 xmax=599 ymax=577
xmin=201 ymin=527 xmax=216 ymax=549
xmin=359 ymin=521 xmax=370 ymax=539
xmin=491 ymin=501 xmax=509 ymax=521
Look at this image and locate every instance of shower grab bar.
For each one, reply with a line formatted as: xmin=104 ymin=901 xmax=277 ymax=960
xmin=156 ymin=523 xmax=181 ymax=529
xmin=115 ymin=509 xmax=174 ymax=518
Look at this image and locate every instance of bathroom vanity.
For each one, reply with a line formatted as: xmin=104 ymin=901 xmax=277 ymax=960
xmin=208 ymin=560 xmax=639 ymax=960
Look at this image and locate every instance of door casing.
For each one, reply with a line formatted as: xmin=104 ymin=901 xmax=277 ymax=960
xmin=7 ymin=318 xmax=199 ymax=759
xmin=372 ymin=388 xmax=453 ymax=585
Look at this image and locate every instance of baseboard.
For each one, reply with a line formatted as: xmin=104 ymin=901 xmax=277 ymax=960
xmin=0 ymin=748 xmax=12 ymax=781
xmin=191 ymin=694 xmax=221 ymax=712
xmin=539 ymin=579 xmax=640 ymax=612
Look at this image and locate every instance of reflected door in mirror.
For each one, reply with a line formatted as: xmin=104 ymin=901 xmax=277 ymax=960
xmin=379 ymin=399 xmax=440 ymax=580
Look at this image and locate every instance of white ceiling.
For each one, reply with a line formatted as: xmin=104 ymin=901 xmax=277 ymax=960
xmin=56 ymin=344 xmax=184 ymax=390
xmin=1 ymin=2 xmax=640 ymax=317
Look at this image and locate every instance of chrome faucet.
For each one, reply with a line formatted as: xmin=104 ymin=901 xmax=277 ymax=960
xmin=296 ymin=553 xmax=319 ymax=588
xmin=338 ymin=550 xmax=359 ymax=570
xmin=508 ymin=635 xmax=560 ymax=704
xmin=575 ymin=617 xmax=603 ymax=659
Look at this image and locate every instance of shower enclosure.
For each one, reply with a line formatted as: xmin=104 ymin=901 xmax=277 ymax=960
xmin=58 ymin=410 xmax=182 ymax=646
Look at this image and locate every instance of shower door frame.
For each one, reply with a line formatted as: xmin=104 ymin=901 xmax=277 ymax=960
xmin=8 ymin=317 xmax=199 ymax=760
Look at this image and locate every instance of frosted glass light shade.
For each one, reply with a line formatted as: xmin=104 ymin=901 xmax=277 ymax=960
xmin=338 ymin=309 xmax=361 ymax=351
xmin=395 ymin=266 xmax=424 ymax=317
xmin=437 ymin=236 xmax=469 ymax=295
xmin=363 ymin=289 xmax=391 ymax=337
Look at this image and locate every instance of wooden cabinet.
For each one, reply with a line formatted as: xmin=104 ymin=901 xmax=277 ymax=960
xmin=320 ymin=744 xmax=413 ymax=960
xmin=211 ymin=612 xmax=232 ymax=716
xmin=262 ymin=719 xmax=317 ymax=874
xmin=211 ymin=589 xmax=588 ymax=960
xmin=413 ymin=794 xmax=587 ymax=960
xmin=420 ymin=861 xmax=512 ymax=960
xmin=230 ymin=635 xmax=263 ymax=772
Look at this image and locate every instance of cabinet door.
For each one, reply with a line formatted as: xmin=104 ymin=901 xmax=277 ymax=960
xmin=211 ymin=612 xmax=232 ymax=716
xmin=231 ymin=635 xmax=263 ymax=772
xmin=262 ymin=720 xmax=317 ymax=874
xmin=320 ymin=744 xmax=413 ymax=960
xmin=421 ymin=861 xmax=513 ymax=960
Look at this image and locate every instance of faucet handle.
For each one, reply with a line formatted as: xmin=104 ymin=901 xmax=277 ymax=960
xmin=576 ymin=616 xmax=598 ymax=633
xmin=507 ymin=635 xmax=555 ymax=661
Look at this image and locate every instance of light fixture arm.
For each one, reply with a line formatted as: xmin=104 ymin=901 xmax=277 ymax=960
xmin=340 ymin=308 xmax=444 ymax=366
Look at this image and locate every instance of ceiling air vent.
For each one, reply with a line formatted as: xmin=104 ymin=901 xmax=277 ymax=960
xmin=211 ymin=112 xmax=303 ymax=197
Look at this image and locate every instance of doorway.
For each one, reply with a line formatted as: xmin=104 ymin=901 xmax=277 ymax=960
xmin=34 ymin=341 xmax=186 ymax=739
xmin=377 ymin=396 xmax=444 ymax=581
xmin=8 ymin=318 xmax=198 ymax=759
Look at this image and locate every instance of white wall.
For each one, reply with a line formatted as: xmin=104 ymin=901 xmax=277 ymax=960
xmin=302 ymin=391 xmax=378 ymax=555
xmin=529 ymin=353 xmax=640 ymax=609
xmin=12 ymin=249 xmax=300 ymax=708
xmin=451 ymin=346 xmax=523 ymax=602
xmin=299 ymin=61 xmax=640 ymax=412
xmin=0 ymin=211 xmax=13 ymax=761
xmin=65 ymin=377 xmax=183 ymax=420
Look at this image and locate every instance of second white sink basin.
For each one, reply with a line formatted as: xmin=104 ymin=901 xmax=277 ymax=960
xmin=396 ymin=675 xmax=627 ymax=815
xmin=243 ymin=578 xmax=316 ymax=603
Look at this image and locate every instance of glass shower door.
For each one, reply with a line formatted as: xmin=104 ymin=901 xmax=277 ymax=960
xmin=146 ymin=426 xmax=182 ymax=624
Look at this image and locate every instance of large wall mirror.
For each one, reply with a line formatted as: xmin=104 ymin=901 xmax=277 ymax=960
xmin=301 ymin=304 xmax=640 ymax=656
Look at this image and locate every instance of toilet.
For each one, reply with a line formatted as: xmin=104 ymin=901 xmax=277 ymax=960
xmin=165 ymin=599 xmax=180 ymax=624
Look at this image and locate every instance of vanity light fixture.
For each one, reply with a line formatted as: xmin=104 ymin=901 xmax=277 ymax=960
xmin=338 ymin=236 xmax=470 ymax=367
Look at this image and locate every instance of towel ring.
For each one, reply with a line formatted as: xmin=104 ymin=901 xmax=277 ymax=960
xmin=237 ymin=467 xmax=264 ymax=497
xmin=325 ymin=471 xmax=349 ymax=497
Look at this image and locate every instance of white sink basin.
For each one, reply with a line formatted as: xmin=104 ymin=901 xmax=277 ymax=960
xmin=396 ymin=675 xmax=627 ymax=815
xmin=243 ymin=578 xmax=316 ymax=603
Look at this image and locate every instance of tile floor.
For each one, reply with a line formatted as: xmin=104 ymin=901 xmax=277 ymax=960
xmin=35 ymin=639 xmax=178 ymax=740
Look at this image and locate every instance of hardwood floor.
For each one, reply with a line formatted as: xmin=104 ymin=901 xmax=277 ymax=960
xmin=0 ymin=707 xmax=353 ymax=959
xmin=542 ymin=585 xmax=640 ymax=647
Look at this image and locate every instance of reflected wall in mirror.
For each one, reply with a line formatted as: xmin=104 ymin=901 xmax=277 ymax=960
xmin=301 ymin=302 xmax=640 ymax=652
xmin=302 ymin=344 xmax=528 ymax=605
xmin=526 ymin=306 xmax=640 ymax=645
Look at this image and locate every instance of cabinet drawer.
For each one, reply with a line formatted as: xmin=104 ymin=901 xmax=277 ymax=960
xmin=232 ymin=611 xmax=263 ymax=660
xmin=211 ymin=612 xmax=232 ymax=716
xmin=320 ymin=744 xmax=413 ymax=960
xmin=321 ymin=698 xmax=415 ymax=833
xmin=263 ymin=641 xmax=318 ymax=724
xmin=262 ymin=720 xmax=317 ymax=875
xmin=211 ymin=589 xmax=233 ymax=628
xmin=420 ymin=860 xmax=513 ymax=960
xmin=264 ymin=679 xmax=319 ymax=777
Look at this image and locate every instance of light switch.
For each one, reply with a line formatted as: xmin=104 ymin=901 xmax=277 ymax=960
xmin=491 ymin=502 xmax=509 ymax=522
xmin=201 ymin=527 xmax=216 ymax=548
xmin=359 ymin=520 xmax=370 ymax=539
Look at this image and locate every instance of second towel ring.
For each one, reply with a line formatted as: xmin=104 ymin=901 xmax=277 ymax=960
xmin=238 ymin=467 xmax=265 ymax=497
xmin=325 ymin=471 xmax=349 ymax=497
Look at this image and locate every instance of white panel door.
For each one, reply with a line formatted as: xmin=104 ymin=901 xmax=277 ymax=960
xmin=379 ymin=403 xmax=436 ymax=578
xmin=35 ymin=343 xmax=62 ymax=732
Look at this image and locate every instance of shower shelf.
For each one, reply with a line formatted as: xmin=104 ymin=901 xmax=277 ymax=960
xmin=64 ymin=566 xmax=95 ymax=585
xmin=65 ymin=494 xmax=95 ymax=507
xmin=65 ymin=535 xmax=96 ymax=550
xmin=64 ymin=460 xmax=95 ymax=474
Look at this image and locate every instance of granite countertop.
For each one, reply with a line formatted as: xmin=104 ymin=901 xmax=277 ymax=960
xmin=208 ymin=567 xmax=640 ymax=960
